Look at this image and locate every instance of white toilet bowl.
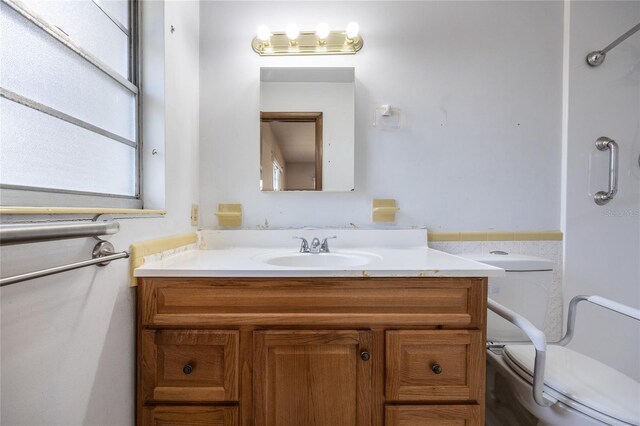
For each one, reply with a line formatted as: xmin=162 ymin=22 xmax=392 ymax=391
xmin=487 ymin=345 xmax=640 ymax=425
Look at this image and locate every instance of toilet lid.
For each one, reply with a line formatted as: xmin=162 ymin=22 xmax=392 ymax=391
xmin=503 ymin=345 xmax=640 ymax=425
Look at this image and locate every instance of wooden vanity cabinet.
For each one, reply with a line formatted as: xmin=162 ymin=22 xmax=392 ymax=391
xmin=137 ymin=277 xmax=487 ymax=426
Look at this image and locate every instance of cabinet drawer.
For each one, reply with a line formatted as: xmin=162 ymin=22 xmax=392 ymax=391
xmin=142 ymin=405 xmax=237 ymax=426
xmin=140 ymin=278 xmax=485 ymax=328
xmin=142 ymin=330 xmax=238 ymax=402
xmin=386 ymin=330 xmax=483 ymax=401
xmin=385 ymin=405 xmax=481 ymax=426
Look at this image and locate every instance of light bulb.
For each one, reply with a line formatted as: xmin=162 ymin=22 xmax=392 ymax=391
xmin=256 ymin=25 xmax=270 ymax=42
xmin=316 ymin=22 xmax=330 ymax=40
xmin=346 ymin=21 xmax=359 ymax=39
xmin=286 ymin=23 xmax=299 ymax=40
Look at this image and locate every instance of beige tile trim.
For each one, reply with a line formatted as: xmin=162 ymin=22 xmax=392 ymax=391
xmin=515 ymin=232 xmax=564 ymax=241
xmin=129 ymin=233 xmax=197 ymax=287
xmin=0 ymin=206 xmax=166 ymax=215
xmin=430 ymin=231 xmax=563 ymax=242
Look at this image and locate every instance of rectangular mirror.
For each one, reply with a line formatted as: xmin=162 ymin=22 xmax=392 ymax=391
xmin=260 ymin=67 xmax=355 ymax=192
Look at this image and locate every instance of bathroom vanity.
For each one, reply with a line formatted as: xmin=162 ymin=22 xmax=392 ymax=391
xmin=134 ymin=231 xmax=502 ymax=426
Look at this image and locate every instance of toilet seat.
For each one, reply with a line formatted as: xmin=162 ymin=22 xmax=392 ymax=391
xmin=503 ymin=345 xmax=640 ymax=425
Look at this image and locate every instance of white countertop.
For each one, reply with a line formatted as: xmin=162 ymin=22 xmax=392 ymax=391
xmin=134 ymin=246 xmax=504 ymax=278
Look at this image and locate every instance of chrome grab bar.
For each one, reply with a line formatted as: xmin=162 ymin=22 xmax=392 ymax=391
xmin=0 ymin=241 xmax=129 ymax=287
xmin=0 ymin=219 xmax=119 ymax=245
xmin=0 ymin=216 xmax=127 ymax=287
xmin=587 ymin=22 xmax=640 ymax=67
xmin=594 ymin=136 xmax=618 ymax=206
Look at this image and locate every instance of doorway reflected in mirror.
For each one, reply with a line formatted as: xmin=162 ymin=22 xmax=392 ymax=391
xmin=260 ymin=112 xmax=323 ymax=191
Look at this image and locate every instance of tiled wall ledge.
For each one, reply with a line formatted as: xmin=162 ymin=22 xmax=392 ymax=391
xmin=428 ymin=233 xmax=564 ymax=341
xmin=429 ymin=231 xmax=563 ymax=242
xmin=129 ymin=233 xmax=197 ymax=287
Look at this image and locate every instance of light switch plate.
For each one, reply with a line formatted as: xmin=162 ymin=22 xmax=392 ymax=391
xmin=191 ymin=203 xmax=199 ymax=227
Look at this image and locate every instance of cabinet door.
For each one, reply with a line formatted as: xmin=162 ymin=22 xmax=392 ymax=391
xmin=142 ymin=330 xmax=238 ymax=403
xmin=385 ymin=405 xmax=482 ymax=426
xmin=142 ymin=405 xmax=237 ymax=426
xmin=254 ymin=330 xmax=372 ymax=426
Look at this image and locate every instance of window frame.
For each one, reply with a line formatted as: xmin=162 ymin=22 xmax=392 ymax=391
xmin=0 ymin=0 xmax=143 ymax=209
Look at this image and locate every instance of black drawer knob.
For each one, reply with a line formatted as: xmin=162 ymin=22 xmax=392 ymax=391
xmin=360 ymin=351 xmax=370 ymax=361
xmin=183 ymin=364 xmax=194 ymax=375
xmin=431 ymin=363 xmax=442 ymax=374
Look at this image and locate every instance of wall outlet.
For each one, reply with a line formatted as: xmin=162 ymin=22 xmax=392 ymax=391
xmin=191 ymin=203 xmax=199 ymax=227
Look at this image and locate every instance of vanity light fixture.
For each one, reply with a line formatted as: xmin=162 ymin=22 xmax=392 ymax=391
xmin=285 ymin=23 xmax=300 ymax=44
xmin=252 ymin=21 xmax=363 ymax=56
xmin=256 ymin=25 xmax=271 ymax=42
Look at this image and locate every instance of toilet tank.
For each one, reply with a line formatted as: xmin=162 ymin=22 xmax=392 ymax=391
xmin=459 ymin=252 xmax=554 ymax=342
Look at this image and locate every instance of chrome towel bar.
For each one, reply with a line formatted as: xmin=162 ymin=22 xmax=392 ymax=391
xmin=0 ymin=241 xmax=129 ymax=287
xmin=0 ymin=216 xmax=127 ymax=287
xmin=0 ymin=219 xmax=119 ymax=245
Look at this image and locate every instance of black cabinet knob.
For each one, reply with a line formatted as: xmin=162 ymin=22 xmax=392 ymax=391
xmin=431 ymin=363 xmax=442 ymax=374
xmin=183 ymin=364 xmax=194 ymax=375
xmin=360 ymin=351 xmax=370 ymax=361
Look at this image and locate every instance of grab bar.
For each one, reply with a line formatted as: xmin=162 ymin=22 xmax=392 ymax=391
xmin=0 ymin=241 xmax=129 ymax=287
xmin=587 ymin=22 xmax=640 ymax=66
xmin=0 ymin=219 xmax=119 ymax=245
xmin=594 ymin=136 xmax=618 ymax=205
xmin=557 ymin=295 xmax=640 ymax=346
xmin=487 ymin=298 xmax=552 ymax=407
xmin=488 ymin=295 xmax=640 ymax=407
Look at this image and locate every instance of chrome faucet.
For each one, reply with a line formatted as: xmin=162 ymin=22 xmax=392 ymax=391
xmin=320 ymin=235 xmax=337 ymax=252
xmin=310 ymin=237 xmax=322 ymax=253
xmin=293 ymin=236 xmax=337 ymax=254
xmin=293 ymin=236 xmax=310 ymax=253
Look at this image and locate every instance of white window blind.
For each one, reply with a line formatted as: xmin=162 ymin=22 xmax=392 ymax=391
xmin=0 ymin=0 xmax=140 ymax=206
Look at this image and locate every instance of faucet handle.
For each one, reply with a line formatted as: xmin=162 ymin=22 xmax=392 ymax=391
xmin=320 ymin=235 xmax=337 ymax=253
xmin=292 ymin=236 xmax=309 ymax=253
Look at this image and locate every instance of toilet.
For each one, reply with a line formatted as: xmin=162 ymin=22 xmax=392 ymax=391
xmin=459 ymin=252 xmax=640 ymax=426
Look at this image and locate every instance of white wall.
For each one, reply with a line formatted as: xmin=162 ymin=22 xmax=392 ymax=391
xmin=260 ymin=122 xmax=284 ymax=191
xmin=562 ymin=1 xmax=640 ymax=380
xmin=286 ymin=162 xmax=316 ymax=190
xmin=0 ymin=1 xmax=200 ymax=424
xmin=199 ymin=1 xmax=564 ymax=231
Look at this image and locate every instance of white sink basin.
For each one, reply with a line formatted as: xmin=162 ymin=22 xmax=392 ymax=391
xmin=254 ymin=251 xmax=382 ymax=268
